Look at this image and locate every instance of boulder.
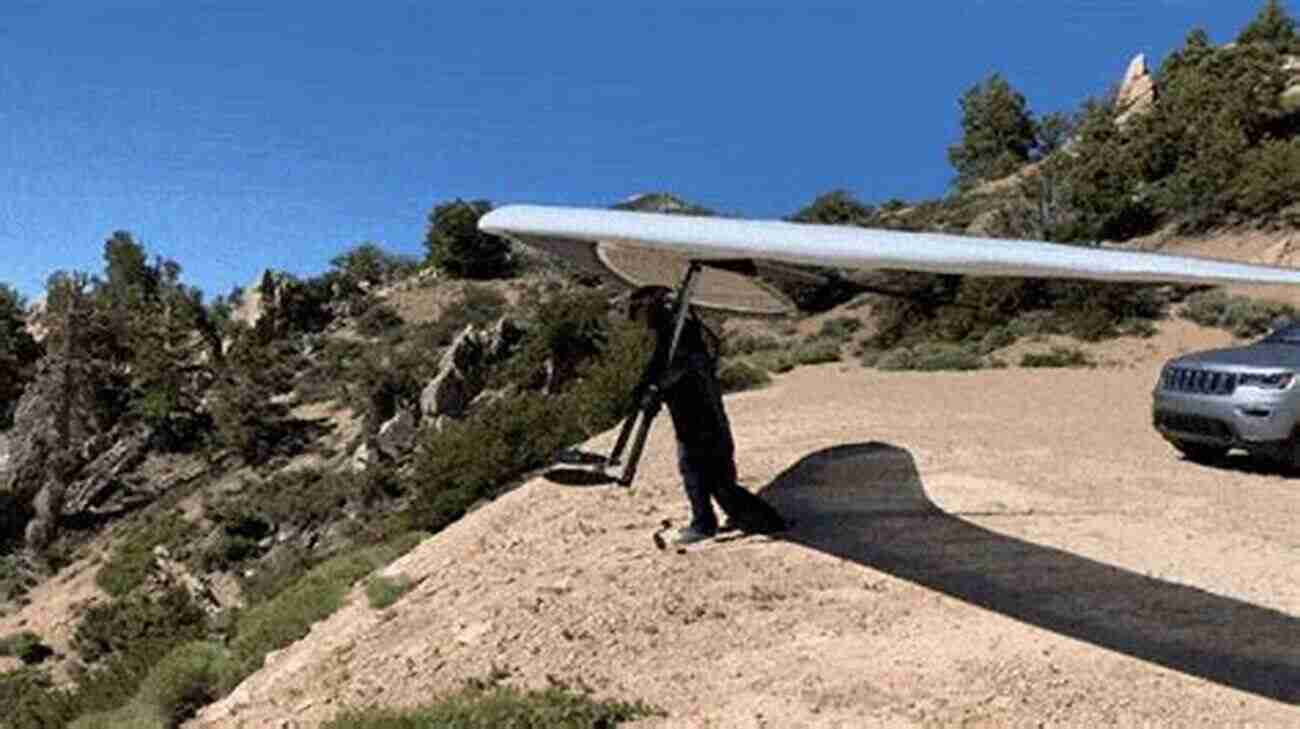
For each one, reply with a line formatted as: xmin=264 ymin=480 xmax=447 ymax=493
xmin=417 ymin=317 xmax=525 ymax=423
xmin=420 ymin=324 xmax=486 ymax=419
xmin=421 ymin=366 xmax=473 ymax=419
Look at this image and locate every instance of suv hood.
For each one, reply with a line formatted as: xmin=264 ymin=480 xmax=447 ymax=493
xmin=1171 ymin=344 xmax=1300 ymax=369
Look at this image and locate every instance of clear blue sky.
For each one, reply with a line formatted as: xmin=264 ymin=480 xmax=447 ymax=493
xmin=0 ymin=1 xmax=1283 ymax=300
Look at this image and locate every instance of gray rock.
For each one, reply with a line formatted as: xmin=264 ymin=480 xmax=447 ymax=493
xmin=60 ymin=428 xmax=151 ymax=517
xmin=421 ymin=366 xmax=472 ymax=419
xmin=375 ymin=409 xmax=418 ymax=459
xmin=351 ymin=442 xmax=375 ymax=473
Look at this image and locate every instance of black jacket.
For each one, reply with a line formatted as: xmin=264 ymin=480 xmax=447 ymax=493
xmin=637 ymin=314 xmax=732 ymax=455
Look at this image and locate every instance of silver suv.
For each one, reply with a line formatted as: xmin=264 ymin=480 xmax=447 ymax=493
xmin=1153 ymin=323 xmax=1300 ymax=466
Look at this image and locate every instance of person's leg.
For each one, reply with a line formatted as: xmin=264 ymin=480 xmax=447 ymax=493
xmin=677 ymin=441 xmax=719 ymax=538
xmin=704 ymin=454 xmax=787 ymax=534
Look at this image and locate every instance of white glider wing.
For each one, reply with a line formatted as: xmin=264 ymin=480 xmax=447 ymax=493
xmin=480 ymin=205 xmax=1300 ymax=295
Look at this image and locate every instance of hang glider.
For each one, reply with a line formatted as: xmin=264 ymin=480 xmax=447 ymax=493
xmin=480 ymin=203 xmax=1300 ymax=486
xmin=479 ymin=204 xmax=1300 ymax=306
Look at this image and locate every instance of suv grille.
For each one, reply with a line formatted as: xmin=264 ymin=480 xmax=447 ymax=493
xmin=1153 ymin=411 xmax=1234 ymax=439
xmin=1162 ymin=367 xmax=1237 ymax=396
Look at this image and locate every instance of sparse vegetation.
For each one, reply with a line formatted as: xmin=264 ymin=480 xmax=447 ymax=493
xmin=1020 ymin=347 xmax=1094 ymax=368
xmin=876 ymin=344 xmax=985 ymax=372
xmin=96 ymin=513 xmax=193 ymax=598
xmin=366 ymin=573 xmax=415 ymax=609
xmin=718 ymin=360 xmax=772 ymax=393
xmin=322 ymin=681 xmax=662 ymax=729
xmin=228 ymin=535 xmax=422 ymax=681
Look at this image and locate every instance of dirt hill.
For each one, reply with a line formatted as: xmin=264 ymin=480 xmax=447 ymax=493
xmin=189 ymin=312 xmax=1300 ymax=728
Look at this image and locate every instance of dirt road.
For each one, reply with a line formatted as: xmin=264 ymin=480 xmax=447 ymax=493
xmin=192 ymin=335 xmax=1300 ymax=728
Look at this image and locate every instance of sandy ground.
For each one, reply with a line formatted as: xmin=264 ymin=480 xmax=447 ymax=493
xmin=190 ymin=322 xmax=1300 ymax=729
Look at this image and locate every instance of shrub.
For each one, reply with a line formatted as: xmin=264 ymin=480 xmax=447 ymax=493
xmin=748 ymin=350 xmax=795 ymax=374
xmin=793 ymin=338 xmax=842 ymax=365
xmin=876 ymin=344 xmax=984 ymax=372
xmin=717 ymin=360 xmax=772 ymax=393
xmin=322 ymin=683 xmax=661 ymax=729
xmin=366 ymin=574 xmax=415 ymax=609
xmin=134 ymin=641 xmax=236 ymax=727
xmin=1181 ymin=290 xmax=1296 ymax=338
xmin=723 ymin=333 xmax=783 ymax=356
xmin=331 ymin=243 xmax=420 ymax=289
xmin=0 ymin=668 xmax=80 ymax=729
xmin=73 ymin=587 xmax=207 ymax=665
xmin=355 ymin=303 xmax=404 ymax=337
xmin=1020 ymin=347 xmax=1093 ymax=368
xmin=816 ymin=316 xmax=863 ymax=341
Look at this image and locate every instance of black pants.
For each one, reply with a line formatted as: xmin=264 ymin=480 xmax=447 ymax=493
xmin=677 ymin=442 xmax=785 ymax=533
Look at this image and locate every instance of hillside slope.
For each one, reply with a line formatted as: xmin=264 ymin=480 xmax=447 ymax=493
xmin=191 ymin=319 xmax=1300 ymax=729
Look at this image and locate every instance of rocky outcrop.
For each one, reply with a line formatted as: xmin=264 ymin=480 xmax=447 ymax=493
xmin=419 ymin=318 xmax=523 ymax=421
xmin=1116 ymin=53 xmax=1156 ymax=127
xmin=353 ymin=316 xmax=524 ymax=470
xmin=59 ymin=428 xmax=151 ymax=517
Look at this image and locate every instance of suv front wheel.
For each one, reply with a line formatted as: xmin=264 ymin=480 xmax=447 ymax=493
xmin=1172 ymin=440 xmax=1228 ymax=464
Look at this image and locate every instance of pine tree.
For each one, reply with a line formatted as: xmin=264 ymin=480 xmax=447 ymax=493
xmin=1238 ymin=0 xmax=1298 ymax=48
xmin=0 ymin=284 xmax=40 ymax=429
xmin=947 ymin=74 xmax=1038 ymax=190
xmin=425 ymin=199 xmax=514 ymax=279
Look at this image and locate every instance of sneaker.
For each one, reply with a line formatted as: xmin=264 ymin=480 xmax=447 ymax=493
xmin=672 ymin=525 xmax=717 ymax=545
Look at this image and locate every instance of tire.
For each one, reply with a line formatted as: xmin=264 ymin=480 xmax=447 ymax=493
xmin=1173 ymin=440 xmax=1228 ymax=464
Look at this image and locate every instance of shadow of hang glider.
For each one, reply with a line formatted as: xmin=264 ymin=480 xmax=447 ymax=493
xmin=756 ymin=443 xmax=1300 ymax=704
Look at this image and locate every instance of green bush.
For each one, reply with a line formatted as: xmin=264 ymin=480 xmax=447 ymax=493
xmin=0 ymin=668 xmax=81 ymax=729
xmin=1180 ymin=290 xmax=1296 ymax=338
xmin=748 ymin=350 xmax=796 ymax=374
xmin=717 ymin=360 xmax=772 ymax=393
xmin=1020 ymin=347 xmax=1093 ymax=368
xmin=876 ymin=344 xmax=984 ymax=372
xmin=73 ymin=587 xmax=207 ymax=665
xmin=816 ymin=317 xmax=863 ymax=341
xmin=323 ymin=683 xmax=661 ymax=729
xmin=135 ymin=641 xmax=236 ymax=728
xmin=793 ymin=338 xmax=841 ymax=365
xmin=366 ymin=574 xmax=415 ymax=609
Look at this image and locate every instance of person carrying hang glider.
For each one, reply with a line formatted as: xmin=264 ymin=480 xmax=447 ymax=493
xmin=478 ymin=203 xmax=1300 ymax=540
xmin=625 ymin=284 xmax=786 ymax=544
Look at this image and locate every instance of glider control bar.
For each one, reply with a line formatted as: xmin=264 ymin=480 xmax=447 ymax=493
xmin=608 ymin=261 xmax=704 ymax=487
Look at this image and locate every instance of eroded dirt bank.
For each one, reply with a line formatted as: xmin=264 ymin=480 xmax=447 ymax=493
xmin=191 ymin=345 xmax=1300 ymax=728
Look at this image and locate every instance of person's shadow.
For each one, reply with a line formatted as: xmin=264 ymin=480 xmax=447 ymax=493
xmin=757 ymin=442 xmax=1300 ymax=704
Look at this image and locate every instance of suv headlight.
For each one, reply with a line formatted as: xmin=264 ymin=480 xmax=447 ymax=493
xmin=1237 ymin=371 xmax=1296 ymax=389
